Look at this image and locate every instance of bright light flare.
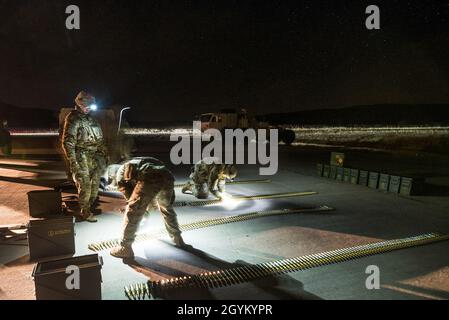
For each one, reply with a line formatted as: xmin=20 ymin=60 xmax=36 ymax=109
xmin=219 ymin=193 xmax=240 ymax=210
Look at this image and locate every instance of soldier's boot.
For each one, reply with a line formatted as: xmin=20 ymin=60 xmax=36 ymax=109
xmin=194 ymin=183 xmax=209 ymax=199
xmin=81 ymin=208 xmax=98 ymax=223
xmin=89 ymin=199 xmax=102 ymax=215
xmin=172 ymin=234 xmax=187 ymax=248
xmin=110 ymin=244 xmax=134 ymax=258
xmin=181 ymin=183 xmax=193 ymax=194
xmin=91 ymin=197 xmax=101 ymax=209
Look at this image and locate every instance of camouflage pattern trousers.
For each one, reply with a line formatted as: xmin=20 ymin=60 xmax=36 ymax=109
xmin=73 ymin=151 xmax=104 ymax=211
xmin=120 ymin=173 xmax=182 ymax=246
xmin=186 ymin=179 xmax=226 ymax=199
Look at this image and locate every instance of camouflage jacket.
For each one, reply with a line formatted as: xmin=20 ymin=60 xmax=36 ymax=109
xmin=116 ymin=157 xmax=173 ymax=185
xmin=191 ymin=158 xmax=227 ymax=192
xmin=61 ymin=109 xmax=107 ymax=168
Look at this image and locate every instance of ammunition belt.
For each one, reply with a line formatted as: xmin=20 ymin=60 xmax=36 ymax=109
xmin=124 ymin=233 xmax=449 ymax=300
xmin=173 ymin=190 xmax=317 ymax=207
xmin=88 ymin=205 xmax=333 ymax=252
xmin=173 ymin=179 xmax=271 ymax=188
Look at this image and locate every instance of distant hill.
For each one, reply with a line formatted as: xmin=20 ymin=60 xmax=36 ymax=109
xmin=1 ymin=102 xmax=449 ymax=128
xmin=0 ymin=101 xmax=58 ymax=128
xmin=262 ymin=104 xmax=449 ymax=126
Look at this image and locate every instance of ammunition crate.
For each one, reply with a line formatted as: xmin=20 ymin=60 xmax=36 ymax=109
xmin=388 ymin=175 xmax=401 ymax=193
xmin=358 ymin=170 xmax=368 ymax=186
xmin=27 ymin=190 xmax=62 ymax=218
xmin=400 ymin=177 xmax=425 ymax=196
xmin=330 ymin=152 xmax=345 ymax=167
xmin=343 ymin=168 xmax=351 ymax=182
xmin=33 ymin=254 xmax=103 ymax=300
xmin=317 ymin=163 xmax=324 ymax=177
xmin=378 ymin=174 xmax=390 ymax=191
xmin=28 ymin=216 xmax=75 ymax=261
xmin=323 ymin=165 xmax=330 ymax=178
xmin=368 ymin=172 xmax=380 ymax=189
xmin=350 ymin=169 xmax=359 ymax=184
xmin=329 ymin=165 xmax=337 ymax=179
xmin=336 ymin=167 xmax=344 ymax=181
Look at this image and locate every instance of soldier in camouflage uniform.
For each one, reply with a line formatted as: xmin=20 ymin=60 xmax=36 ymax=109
xmin=182 ymin=157 xmax=238 ymax=199
xmin=61 ymin=91 xmax=108 ymax=222
xmin=109 ymin=157 xmax=186 ymax=258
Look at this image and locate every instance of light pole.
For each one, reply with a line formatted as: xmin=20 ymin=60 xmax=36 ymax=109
xmin=117 ymin=107 xmax=131 ymax=135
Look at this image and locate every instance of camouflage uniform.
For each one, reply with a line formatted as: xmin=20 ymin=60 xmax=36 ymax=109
xmin=111 ymin=157 xmax=184 ymax=257
xmin=182 ymin=157 xmax=237 ymax=199
xmin=61 ymin=108 xmax=107 ymax=220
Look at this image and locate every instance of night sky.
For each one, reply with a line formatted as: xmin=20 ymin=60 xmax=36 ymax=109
xmin=1 ymin=0 xmax=449 ymax=122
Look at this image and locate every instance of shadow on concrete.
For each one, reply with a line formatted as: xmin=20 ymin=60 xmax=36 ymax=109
xmin=0 ymin=159 xmax=67 ymax=188
xmin=122 ymin=243 xmax=322 ymax=300
xmin=0 ymin=175 xmax=66 ymax=188
xmin=421 ymin=183 xmax=449 ymax=197
xmin=383 ymin=282 xmax=449 ymax=300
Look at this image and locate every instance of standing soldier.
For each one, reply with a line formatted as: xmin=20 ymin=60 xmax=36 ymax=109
xmin=61 ymin=91 xmax=108 ymax=222
xmin=108 ymin=157 xmax=186 ymax=258
xmin=182 ymin=157 xmax=237 ymax=199
xmin=0 ymin=120 xmax=12 ymax=156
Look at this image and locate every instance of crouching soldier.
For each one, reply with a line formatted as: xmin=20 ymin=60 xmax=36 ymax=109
xmin=109 ymin=157 xmax=186 ymax=258
xmin=182 ymin=157 xmax=237 ymax=199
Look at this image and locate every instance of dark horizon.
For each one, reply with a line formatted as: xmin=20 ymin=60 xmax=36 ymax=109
xmin=1 ymin=1 xmax=449 ymax=122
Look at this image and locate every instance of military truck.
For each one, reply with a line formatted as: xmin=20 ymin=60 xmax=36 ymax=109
xmin=0 ymin=120 xmax=12 ymax=156
xmin=199 ymin=108 xmax=296 ymax=145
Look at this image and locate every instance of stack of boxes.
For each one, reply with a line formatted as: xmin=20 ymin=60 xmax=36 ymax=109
xmin=316 ymin=152 xmax=424 ymax=196
xmin=27 ymin=190 xmax=75 ymax=260
xmin=26 ymin=189 xmax=103 ymax=300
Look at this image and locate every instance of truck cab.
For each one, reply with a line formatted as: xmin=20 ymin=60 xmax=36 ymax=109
xmin=199 ymin=109 xmax=253 ymax=132
xmin=198 ymin=108 xmax=295 ymax=144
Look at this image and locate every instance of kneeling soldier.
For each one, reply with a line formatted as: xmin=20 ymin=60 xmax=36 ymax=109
xmin=182 ymin=157 xmax=237 ymax=199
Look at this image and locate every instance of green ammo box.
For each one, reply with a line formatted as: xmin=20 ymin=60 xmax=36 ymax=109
xmin=350 ymin=169 xmax=359 ymax=184
xmin=378 ymin=174 xmax=390 ymax=191
xmin=336 ymin=167 xmax=344 ymax=181
xmin=368 ymin=172 xmax=380 ymax=189
xmin=388 ymin=175 xmax=401 ymax=193
xmin=358 ymin=170 xmax=368 ymax=186
xmin=33 ymin=254 xmax=103 ymax=300
xmin=27 ymin=216 xmax=75 ymax=261
xmin=343 ymin=168 xmax=351 ymax=182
